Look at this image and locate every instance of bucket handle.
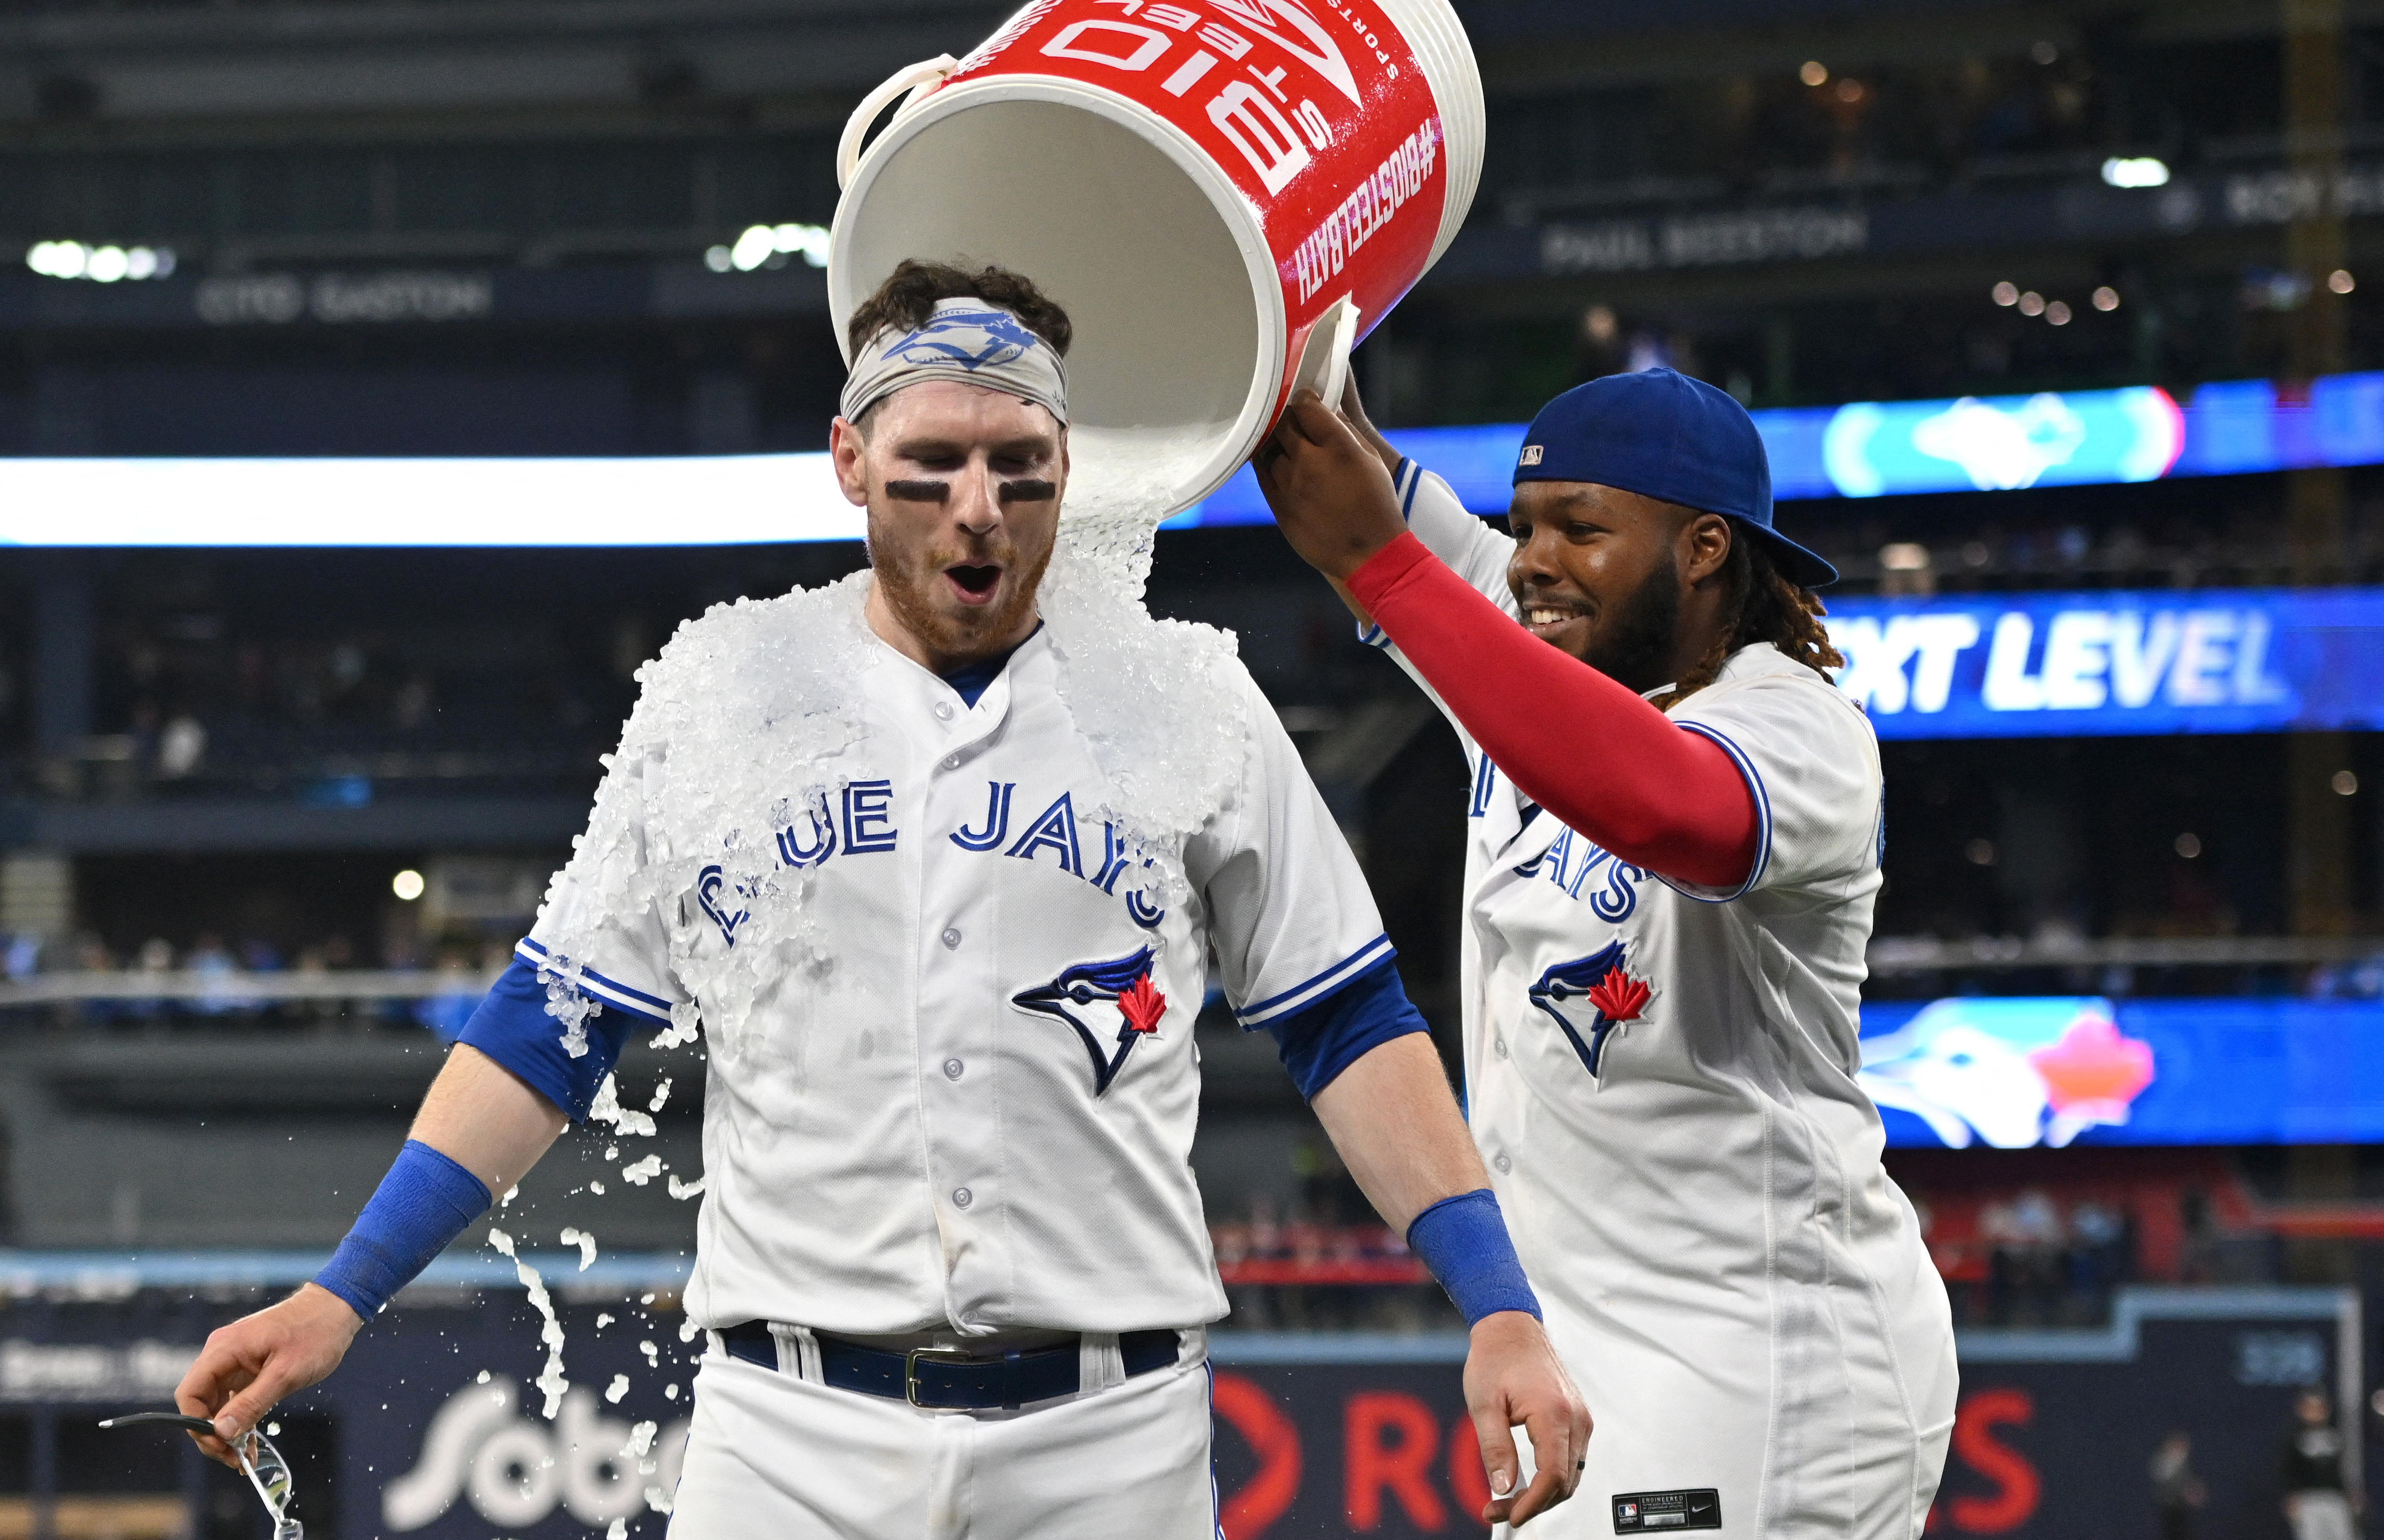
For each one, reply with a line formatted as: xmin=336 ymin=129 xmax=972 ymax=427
xmin=837 ymin=54 xmax=961 ymax=190
xmin=1289 ymin=295 xmax=1362 ymax=419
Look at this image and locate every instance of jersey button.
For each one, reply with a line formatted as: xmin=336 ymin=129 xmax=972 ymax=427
xmin=943 ymin=1057 xmax=965 ymax=1080
xmin=1493 ymin=1153 xmax=1512 ymax=1174
xmin=952 ymin=1187 xmax=973 ymax=1209
xmin=933 ymin=701 xmax=955 ymax=722
xmin=942 ymin=754 xmax=963 ymax=771
xmin=941 ymin=926 xmax=962 ymax=949
xmin=1493 ymin=1037 xmax=1508 ymax=1058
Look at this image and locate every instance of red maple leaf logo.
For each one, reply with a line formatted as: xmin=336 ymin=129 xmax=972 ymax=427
xmin=1119 ymin=973 xmax=1167 ymax=1036
xmin=2027 ymin=1014 xmax=2153 ymax=1116
xmin=1584 ymin=966 xmax=1649 ymax=1023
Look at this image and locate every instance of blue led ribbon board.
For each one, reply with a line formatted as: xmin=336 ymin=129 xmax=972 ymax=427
xmin=1858 ymin=995 xmax=2384 ymax=1148
xmin=8 ymin=369 xmax=2384 ymax=545
xmin=1820 ymin=587 xmax=2384 ymax=738
xmin=1167 ymin=368 xmax=2384 ymax=524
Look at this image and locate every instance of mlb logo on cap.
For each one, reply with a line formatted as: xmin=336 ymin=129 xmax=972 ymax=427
xmin=1519 ymin=444 xmax=1544 ymax=466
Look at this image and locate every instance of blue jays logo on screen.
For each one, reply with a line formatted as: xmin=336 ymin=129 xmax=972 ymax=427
xmin=1011 ymin=947 xmax=1169 ymax=1094
xmin=1857 ymin=998 xmax=2154 ymax=1149
xmin=1526 ymin=943 xmax=1651 ymax=1077
xmin=1821 ymin=386 xmax=2182 ymax=496
xmin=880 ymin=308 xmax=1041 ymax=371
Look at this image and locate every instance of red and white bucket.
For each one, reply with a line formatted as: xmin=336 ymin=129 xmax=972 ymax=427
xmin=827 ymin=0 xmax=1482 ymax=513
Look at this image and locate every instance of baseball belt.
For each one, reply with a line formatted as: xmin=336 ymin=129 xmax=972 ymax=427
xmin=718 ymin=1321 xmax=1185 ymax=1410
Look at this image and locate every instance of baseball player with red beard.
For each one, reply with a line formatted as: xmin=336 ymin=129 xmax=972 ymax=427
xmin=171 ymin=262 xmax=1590 ymax=1539
xmin=1256 ymin=370 xmax=1958 ymax=1539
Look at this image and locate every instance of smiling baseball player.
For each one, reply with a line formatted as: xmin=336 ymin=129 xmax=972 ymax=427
xmin=1255 ymin=370 xmax=1957 ymax=1539
xmin=173 ymin=261 xmax=1588 ymax=1538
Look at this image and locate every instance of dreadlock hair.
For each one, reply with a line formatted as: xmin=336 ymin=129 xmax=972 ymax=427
xmin=1648 ymin=521 xmax=1843 ymax=713
xmin=845 ymin=258 xmax=1074 ymax=359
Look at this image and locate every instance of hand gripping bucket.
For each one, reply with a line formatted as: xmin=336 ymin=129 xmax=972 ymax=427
xmin=827 ymin=0 xmax=1483 ymax=514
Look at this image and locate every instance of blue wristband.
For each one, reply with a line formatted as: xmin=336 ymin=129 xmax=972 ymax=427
xmin=313 ymin=1140 xmax=493 ymax=1322
xmin=1406 ymin=1188 xmax=1542 ymax=1325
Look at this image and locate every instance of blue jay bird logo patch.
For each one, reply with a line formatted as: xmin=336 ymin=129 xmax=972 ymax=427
xmin=1011 ymin=947 xmax=1168 ymax=1095
xmin=1527 ymin=941 xmax=1650 ymax=1078
xmin=880 ymin=307 xmax=1040 ymax=372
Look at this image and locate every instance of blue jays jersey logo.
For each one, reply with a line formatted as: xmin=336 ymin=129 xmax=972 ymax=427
xmin=880 ymin=308 xmax=1040 ymax=372
xmin=1010 ymin=946 xmax=1169 ymax=1095
xmin=696 ymin=864 xmax=749 ymax=947
xmin=1527 ymin=942 xmax=1652 ymax=1078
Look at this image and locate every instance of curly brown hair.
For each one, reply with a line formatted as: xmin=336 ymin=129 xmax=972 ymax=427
xmin=1648 ymin=523 xmax=1844 ymax=711
xmin=844 ymin=258 xmax=1074 ymax=359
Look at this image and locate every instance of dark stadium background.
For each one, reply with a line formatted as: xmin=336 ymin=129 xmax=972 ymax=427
xmin=0 ymin=0 xmax=2380 ymax=1535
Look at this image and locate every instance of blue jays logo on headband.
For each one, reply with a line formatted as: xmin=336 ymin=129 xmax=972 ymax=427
xmin=880 ymin=307 xmax=1042 ymax=372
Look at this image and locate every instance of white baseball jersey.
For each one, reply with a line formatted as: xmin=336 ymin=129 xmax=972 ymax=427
xmin=465 ymin=575 xmax=1404 ymax=1339
xmin=1367 ymin=460 xmax=1957 ymax=1540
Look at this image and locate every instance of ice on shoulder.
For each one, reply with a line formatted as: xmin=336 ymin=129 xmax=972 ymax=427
xmin=534 ymin=498 xmax=1248 ymax=1038
xmin=1039 ymin=487 xmax=1247 ymax=908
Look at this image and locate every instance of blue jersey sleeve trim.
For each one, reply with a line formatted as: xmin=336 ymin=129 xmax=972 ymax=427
xmin=1657 ymin=721 xmax=1773 ymax=903
xmin=1234 ymin=932 xmax=1395 ymax=1026
xmin=1259 ymin=953 xmax=1429 ymax=1099
xmin=460 ymin=956 xmax=638 ymax=1122
xmin=514 ymin=936 xmax=674 ymax=1020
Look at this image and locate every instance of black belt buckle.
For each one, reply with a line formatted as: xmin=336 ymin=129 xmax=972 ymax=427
xmin=904 ymin=1345 xmax=981 ymax=1408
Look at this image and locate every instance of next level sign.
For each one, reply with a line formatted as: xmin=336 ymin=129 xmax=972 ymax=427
xmin=1823 ymin=587 xmax=2384 ymax=738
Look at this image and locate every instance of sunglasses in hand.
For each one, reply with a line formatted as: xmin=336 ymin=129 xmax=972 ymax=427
xmin=98 ymin=1411 xmax=301 ymax=1539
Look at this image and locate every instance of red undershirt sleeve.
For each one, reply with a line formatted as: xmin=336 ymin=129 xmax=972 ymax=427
xmin=1347 ymin=532 xmax=1760 ymax=891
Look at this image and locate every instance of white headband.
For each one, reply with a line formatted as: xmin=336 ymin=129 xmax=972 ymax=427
xmin=840 ymin=297 xmax=1070 ymax=426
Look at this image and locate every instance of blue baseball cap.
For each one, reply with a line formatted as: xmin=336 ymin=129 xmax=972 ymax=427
xmin=1513 ymin=368 xmax=1836 ymax=588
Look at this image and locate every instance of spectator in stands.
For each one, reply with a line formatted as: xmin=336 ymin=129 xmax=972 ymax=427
xmin=2149 ymin=1430 xmax=2204 ymax=1540
xmin=2282 ymin=1388 xmax=2361 ymax=1540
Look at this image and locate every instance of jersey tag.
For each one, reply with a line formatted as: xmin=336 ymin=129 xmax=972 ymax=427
xmin=1612 ymin=1489 xmax=1721 ymax=1532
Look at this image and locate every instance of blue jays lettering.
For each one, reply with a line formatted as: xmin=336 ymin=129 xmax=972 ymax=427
xmin=693 ymin=777 xmax=1169 ymax=947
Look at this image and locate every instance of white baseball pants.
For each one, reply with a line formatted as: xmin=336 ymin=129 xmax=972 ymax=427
xmin=666 ymin=1341 xmax=1217 ymax=1539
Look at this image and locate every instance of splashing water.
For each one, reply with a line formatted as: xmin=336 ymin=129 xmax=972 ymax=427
xmin=589 ymin=1075 xmax=657 ymax=1139
xmin=605 ymin=1374 xmax=630 ymax=1404
xmin=486 ymin=1227 xmax=568 ymax=1418
xmin=560 ymin=1226 xmax=597 ymax=1271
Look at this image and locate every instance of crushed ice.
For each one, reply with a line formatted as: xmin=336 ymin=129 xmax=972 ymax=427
xmin=487 ymin=460 xmax=1250 ymax=1469
xmin=561 ymin=1226 xmax=597 ymax=1271
xmin=486 ymin=1227 xmax=568 ymax=1418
